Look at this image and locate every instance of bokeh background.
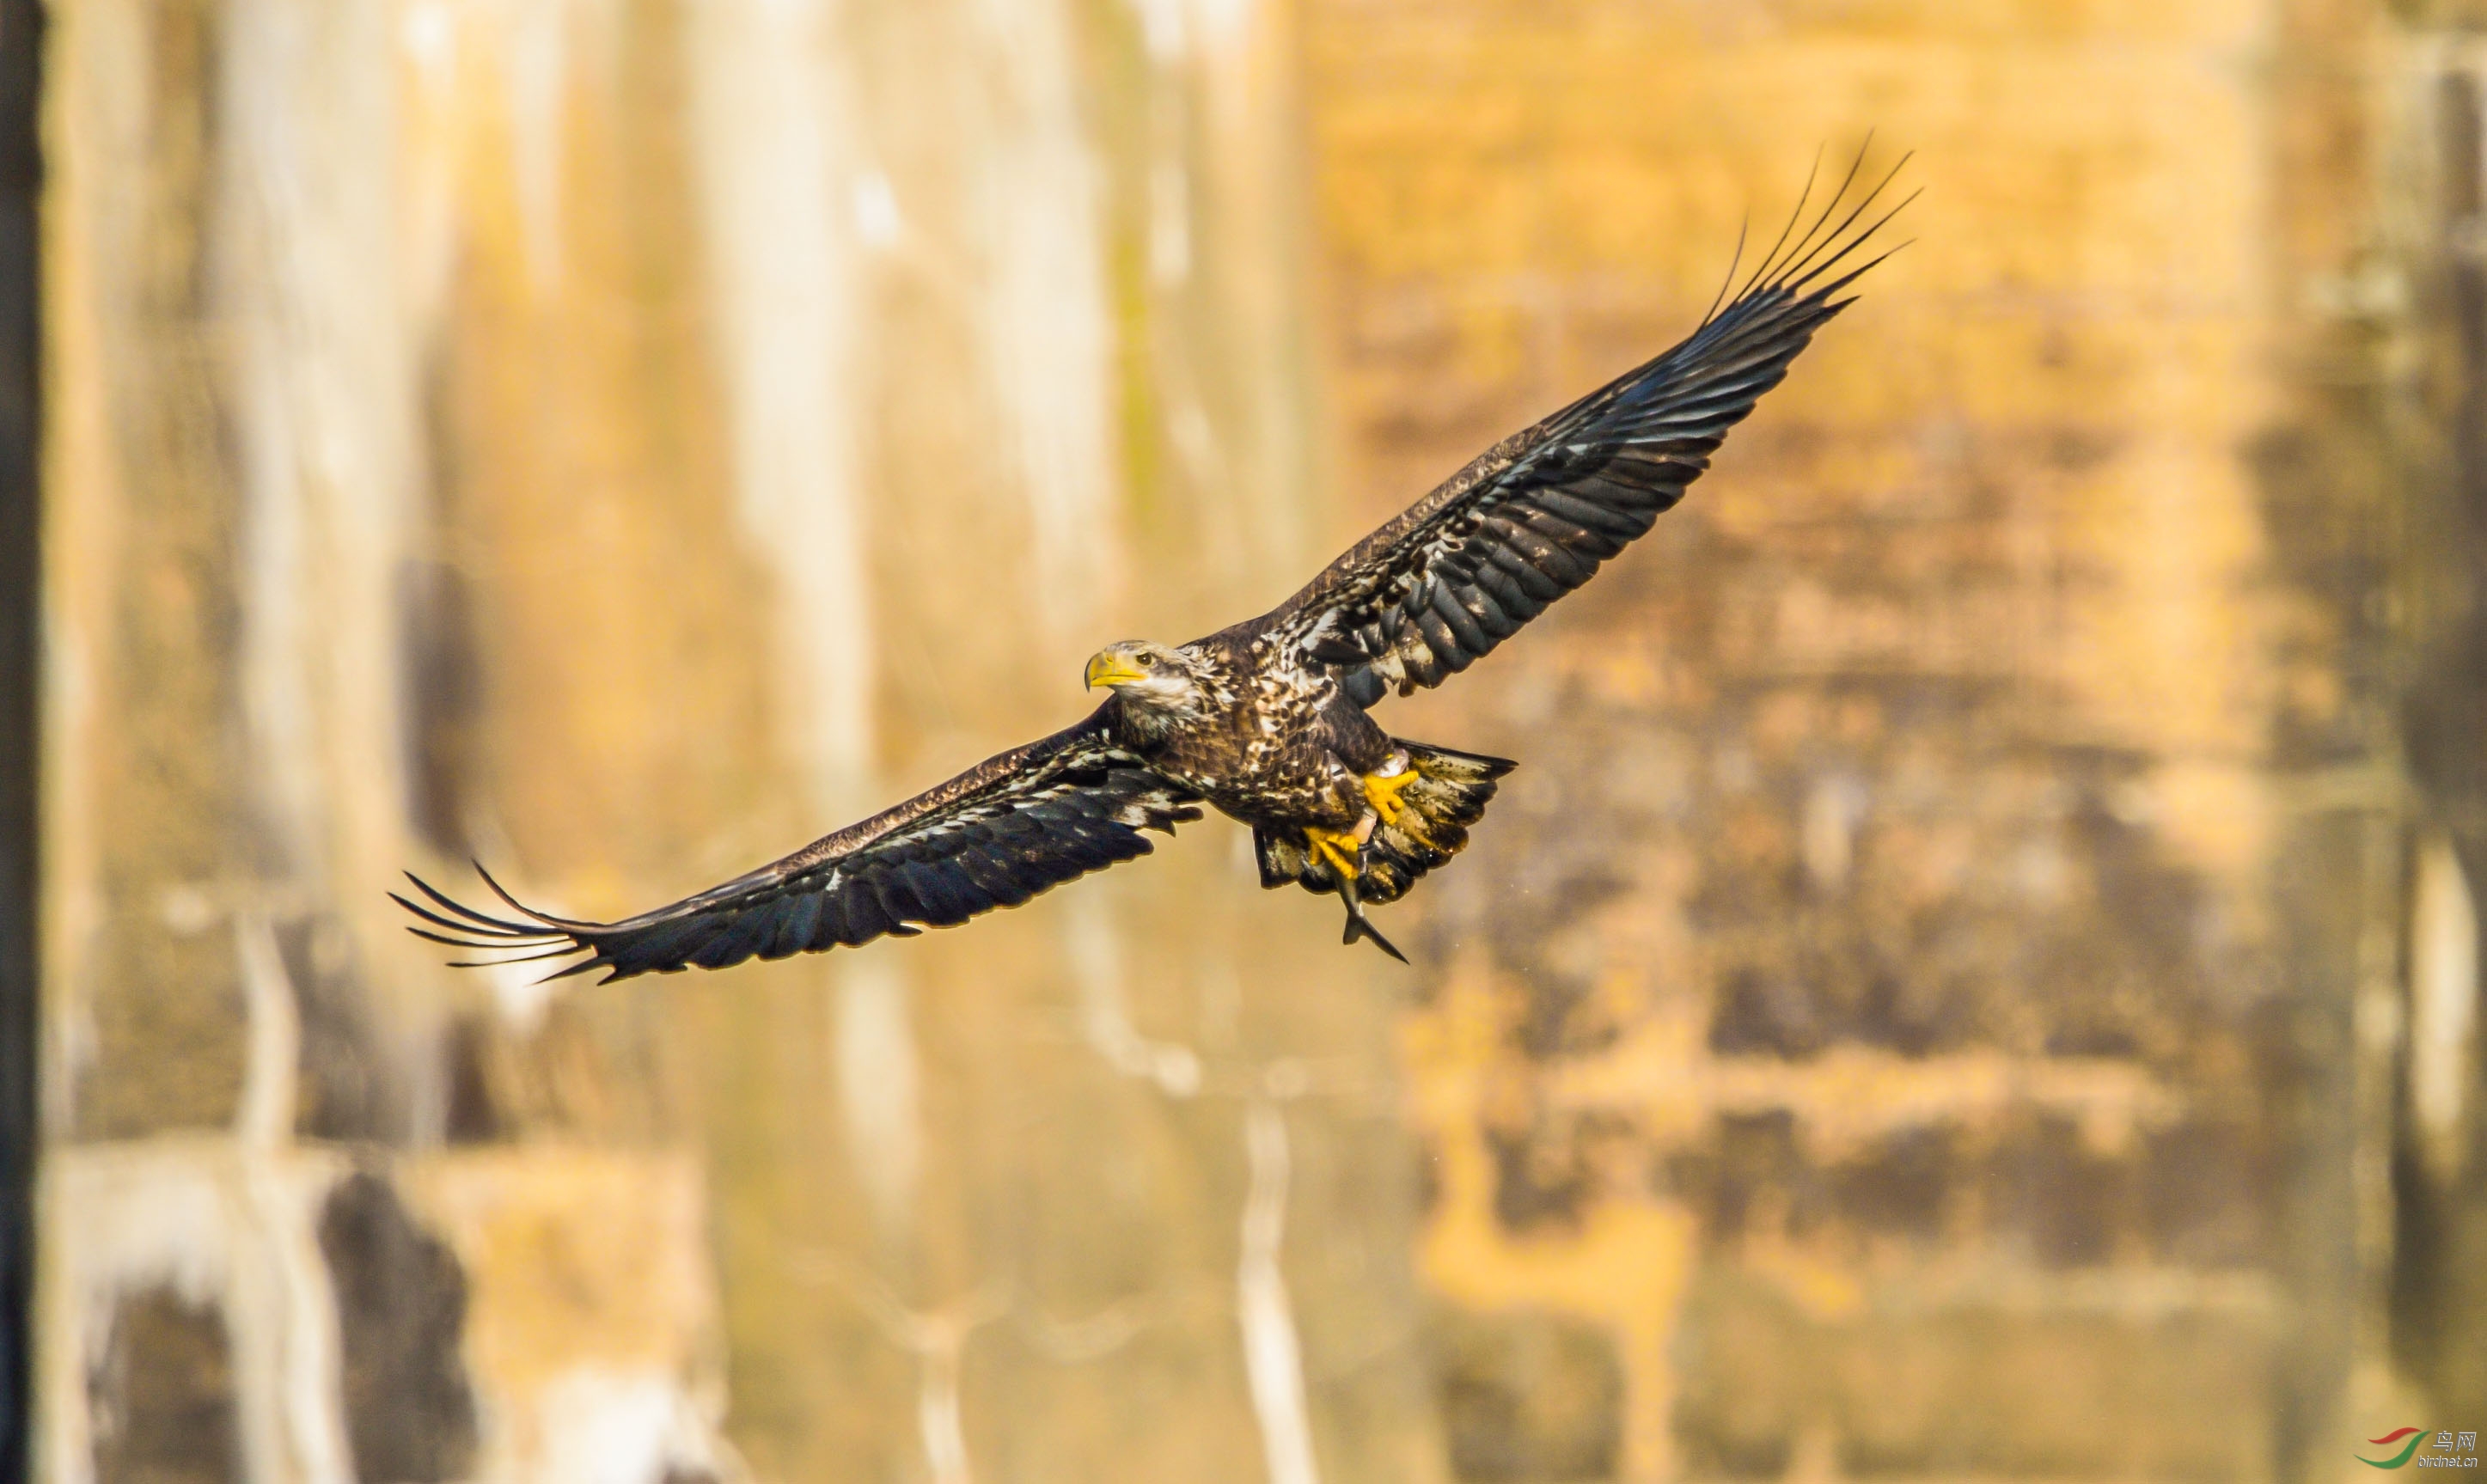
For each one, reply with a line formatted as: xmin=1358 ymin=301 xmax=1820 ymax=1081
xmin=15 ymin=0 xmax=2487 ymax=1481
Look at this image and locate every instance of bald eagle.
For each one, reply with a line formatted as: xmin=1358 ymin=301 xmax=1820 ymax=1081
xmin=399 ymin=158 xmax=1906 ymax=977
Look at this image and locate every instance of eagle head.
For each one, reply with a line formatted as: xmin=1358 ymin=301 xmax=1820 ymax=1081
xmin=1085 ymin=640 xmax=1207 ymax=736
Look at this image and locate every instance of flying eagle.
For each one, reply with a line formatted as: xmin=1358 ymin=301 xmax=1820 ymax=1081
xmin=399 ymin=159 xmax=1906 ymax=977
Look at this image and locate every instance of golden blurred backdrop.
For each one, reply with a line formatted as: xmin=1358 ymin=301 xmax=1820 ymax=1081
xmin=15 ymin=1 xmax=2487 ymax=1482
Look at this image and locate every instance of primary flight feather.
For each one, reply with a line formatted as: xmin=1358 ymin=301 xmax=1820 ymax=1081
xmin=400 ymin=154 xmax=1910 ymax=978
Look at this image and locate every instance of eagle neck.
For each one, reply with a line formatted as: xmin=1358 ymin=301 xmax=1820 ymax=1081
xmin=1109 ymin=691 xmax=1191 ymax=748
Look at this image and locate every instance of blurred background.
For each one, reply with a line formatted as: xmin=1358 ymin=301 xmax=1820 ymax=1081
xmin=9 ymin=0 xmax=2487 ymax=1481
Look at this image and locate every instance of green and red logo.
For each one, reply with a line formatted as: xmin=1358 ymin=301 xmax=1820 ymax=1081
xmin=2362 ymin=1430 xmax=2480 ymax=1469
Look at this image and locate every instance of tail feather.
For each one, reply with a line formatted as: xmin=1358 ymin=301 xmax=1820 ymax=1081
xmin=1255 ymin=740 xmax=1514 ymax=910
xmin=1255 ymin=822 xmax=1311 ymax=889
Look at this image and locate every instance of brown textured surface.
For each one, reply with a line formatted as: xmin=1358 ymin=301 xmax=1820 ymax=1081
xmin=54 ymin=0 xmax=250 ymax=1139
xmin=1303 ymin=0 xmax=2428 ymax=1477
xmin=87 ymin=1288 xmax=241 ymax=1484
xmin=27 ymin=0 xmax=2485 ymax=1480
xmin=318 ymin=1172 xmax=478 ymax=1484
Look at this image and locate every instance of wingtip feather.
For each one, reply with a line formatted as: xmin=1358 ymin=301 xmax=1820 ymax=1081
xmin=402 ymin=870 xmax=538 ymax=934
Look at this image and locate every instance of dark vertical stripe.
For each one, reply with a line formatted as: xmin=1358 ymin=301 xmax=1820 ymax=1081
xmin=0 ymin=2 xmax=40 ymax=1482
xmin=2446 ymin=72 xmax=2487 ymax=532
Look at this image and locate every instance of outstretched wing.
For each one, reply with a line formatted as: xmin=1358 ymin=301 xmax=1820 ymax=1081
xmin=395 ymin=705 xmax=1201 ymax=982
xmin=1268 ymin=154 xmax=1909 ymax=705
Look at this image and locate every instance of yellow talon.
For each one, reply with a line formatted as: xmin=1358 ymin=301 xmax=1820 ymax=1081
xmin=1362 ymin=766 xmax=1421 ymax=828
xmin=1304 ymin=826 xmax=1360 ymax=880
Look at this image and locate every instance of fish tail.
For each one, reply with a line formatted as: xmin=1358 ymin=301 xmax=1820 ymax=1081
xmin=1340 ymin=890 xmax=1409 ymax=963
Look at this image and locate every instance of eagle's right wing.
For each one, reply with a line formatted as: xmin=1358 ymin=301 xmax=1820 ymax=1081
xmin=395 ymin=704 xmax=1201 ymax=982
xmin=1264 ymin=153 xmax=1907 ymax=705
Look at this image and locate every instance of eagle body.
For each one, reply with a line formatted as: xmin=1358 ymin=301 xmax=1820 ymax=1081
xmin=1103 ymin=629 xmax=1389 ymax=834
xmin=400 ymin=160 xmax=1908 ymax=980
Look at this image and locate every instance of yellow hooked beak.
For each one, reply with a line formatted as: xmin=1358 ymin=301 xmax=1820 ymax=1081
xmin=1085 ymin=651 xmax=1147 ymax=690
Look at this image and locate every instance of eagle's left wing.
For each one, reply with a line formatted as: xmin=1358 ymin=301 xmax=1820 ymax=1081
xmin=395 ymin=705 xmax=1200 ymax=982
xmin=1265 ymin=159 xmax=1906 ymax=705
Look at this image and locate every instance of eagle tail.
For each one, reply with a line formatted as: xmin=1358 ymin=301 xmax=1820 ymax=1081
xmin=1256 ymin=742 xmax=1516 ymax=921
xmin=1355 ymin=742 xmax=1513 ymax=906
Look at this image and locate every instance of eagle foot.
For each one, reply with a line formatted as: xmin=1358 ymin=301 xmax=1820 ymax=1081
xmin=1304 ymin=825 xmax=1362 ymax=881
xmin=1361 ymin=756 xmax=1421 ymax=829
